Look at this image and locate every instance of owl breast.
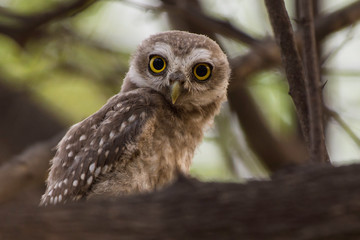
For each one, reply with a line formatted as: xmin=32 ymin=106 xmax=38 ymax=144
xmin=89 ymin=93 xmax=204 ymax=198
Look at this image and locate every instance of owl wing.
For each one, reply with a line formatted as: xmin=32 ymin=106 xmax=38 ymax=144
xmin=40 ymin=89 xmax=156 ymax=205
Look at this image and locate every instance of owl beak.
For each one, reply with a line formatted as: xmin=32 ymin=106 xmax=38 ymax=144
xmin=170 ymin=81 xmax=182 ymax=104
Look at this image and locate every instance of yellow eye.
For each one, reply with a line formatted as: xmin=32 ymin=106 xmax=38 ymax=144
xmin=149 ymin=55 xmax=166 ymax=74
xmin=193 ymin=63 xmax=211 ymax=81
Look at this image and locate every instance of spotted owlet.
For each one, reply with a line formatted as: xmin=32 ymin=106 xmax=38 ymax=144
xmin=40 ymin=31 xmax=230 ymax=206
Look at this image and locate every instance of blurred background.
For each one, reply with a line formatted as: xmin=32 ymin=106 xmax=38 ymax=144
xmin=0 ymin=0 xmax=359 ymax=186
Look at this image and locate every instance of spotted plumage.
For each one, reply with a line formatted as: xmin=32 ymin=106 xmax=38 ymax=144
xmin=40 ymin=31 xmax=230 ymax=206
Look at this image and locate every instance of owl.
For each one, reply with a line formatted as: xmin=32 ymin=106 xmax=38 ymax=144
xmin=40 ymin=31 xmax=230 ymax=206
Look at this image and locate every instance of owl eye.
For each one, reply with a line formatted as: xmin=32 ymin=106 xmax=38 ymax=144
xmin=149 ymin=55 xmax=166 ymax=74
xmin=193 ymin=63 xmax=212 ymax=81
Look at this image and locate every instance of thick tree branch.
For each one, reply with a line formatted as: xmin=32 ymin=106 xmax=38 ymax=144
xmin=299 ymin=0 xmax=329 ymax=163
xmin=2 ymin=163 xmax=360 ymax=239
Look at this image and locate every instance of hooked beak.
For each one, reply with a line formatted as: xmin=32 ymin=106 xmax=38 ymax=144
xmin=170 ymin=81 xmax=182 ymax=104
xmin=169 ymin=71 xmax=185 ymax=105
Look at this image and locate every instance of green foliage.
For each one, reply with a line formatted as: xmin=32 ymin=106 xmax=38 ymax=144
xmin=248 ymin=71 xmax=296 ymax=136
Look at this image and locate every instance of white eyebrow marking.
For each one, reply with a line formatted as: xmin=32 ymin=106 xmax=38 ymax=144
xmin=186 ymin=48 xmax=212 ymax=64
xmin=152 ymin=42 xmax=173 ymax=58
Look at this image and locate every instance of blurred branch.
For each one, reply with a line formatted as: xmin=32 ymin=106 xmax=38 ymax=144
xmin=160 ymin=0 xmax=261 ymax=46
xmin=0 ymin=134 xmax=62 ymax=204
xmin=315 ymin=0 xmax=360 ymax=41
xmin=321 ymin=24 xmax=356 ymax=66
xmin=227 ymin=86 xmax=307 ymax=171
xmin=0 ymin=0 xmax=96 ymax=45
xmin=3 ymin=163 xmax=360 ymax=239
xmin=298 ymin=0 xmax=329 ymax=163
xmin=0 ymin=80 xmax=65 ymax=163
xmin=325 ymin=107 xmax=360 ymax=148
xmin=214 ymin=107 xmax=268 ymax=179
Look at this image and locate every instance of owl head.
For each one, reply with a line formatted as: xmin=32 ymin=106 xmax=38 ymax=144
xmin=124 ymin=31 xmax=230 ymax=110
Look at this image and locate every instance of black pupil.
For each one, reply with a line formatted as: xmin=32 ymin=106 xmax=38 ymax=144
xmin=153 ymin=58 xmax=164 ymax=70
xmin=196 ymin=65 xmax=208 ymax=77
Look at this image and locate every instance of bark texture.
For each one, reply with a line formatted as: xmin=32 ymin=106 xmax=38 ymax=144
xmin=1 ymin=163 xmax=360 ymax=240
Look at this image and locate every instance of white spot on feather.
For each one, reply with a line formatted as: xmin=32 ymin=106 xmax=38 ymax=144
xmin=119 ymin=122 xmax=127 ymax=132
xmin=109 ymin=131 xmax=115 ymax=139
xmin=64 ymin=189 xmax=68 ymax=195
xmin=68 ymin=151 xmax=74 ymax=158
xmin=58 ymin=195 xmax=62 ymax=203
xmin=102 ymin=165 xmax=108 ymax=174
xmin=105 ymin=150 xmax=110 ymax=158
xmin=89 ymin=163 xmax=96 ymax=173
xmin=81 ymin=173 xmax=85 ymax=180
xmin=128 ymin=114 xmax=136 ymax=122
xmin=115 ymin=147 xmax=119 ymax=154
xmin=95 ymin=167 xmax=101 ymax=177
xmin=79 ymin=134 xmax=87 ymax=141
xmin=99 ymin=137 xmax=105 ymax=146
xmin=73 ymin=180 xmax=78 ymax=187
xmin=74 ymin=155 xmax=81 ymax=162
xmin=87 ymin=176 xmax=93 ymax=185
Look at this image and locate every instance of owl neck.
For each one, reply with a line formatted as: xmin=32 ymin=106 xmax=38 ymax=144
xmin=120 ymin=79 xmax=138 ymax=93
xmin=171 ymin=98 xmax=223 ymax=134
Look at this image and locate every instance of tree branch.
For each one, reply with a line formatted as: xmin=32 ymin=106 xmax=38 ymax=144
xmin=0 ymin=0 xmax=96 ymax=45
xmin=325 ymin=107 xmax=360 ymax=148
xmin=2 ymin=163 xmax=360 ymax=239
xmin=160 ymin=0 xmax=261 ymax=46
xmin=299 ymin=0 xmax=329 ymax=163
xmin=315 ymin=0 xmax=360 ymax=41
xmin=264 ymin=0 xmax=310 ymax=148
